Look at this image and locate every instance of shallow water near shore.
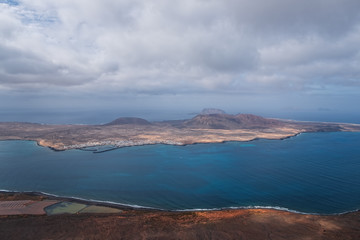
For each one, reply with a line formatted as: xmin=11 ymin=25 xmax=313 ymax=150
xmin=1 ymin=132 xmax=360 ymax=214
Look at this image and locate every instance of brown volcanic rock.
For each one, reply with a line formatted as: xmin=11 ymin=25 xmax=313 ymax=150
xmin=183 ymin=113 xmax=280 ymax=129
xmin=235 ymin=113 xmax=280 ymax=126
xmin=1 ymin=193 xmax=360 ymax=240
xmin=1 ymin=208 xmax=360 ymax=239
xmin=104 ymin=117 xmax=151 ymax=126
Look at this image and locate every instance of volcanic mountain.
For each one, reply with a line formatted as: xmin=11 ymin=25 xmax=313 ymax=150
xmin=182 ymin=113 xmax=281 ymax=129
xmin=104 ymin=117 xmax=151 ymax=126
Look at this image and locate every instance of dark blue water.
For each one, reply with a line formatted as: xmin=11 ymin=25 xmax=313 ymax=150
xmin=1 ymin=132 xmax=360 ymax=214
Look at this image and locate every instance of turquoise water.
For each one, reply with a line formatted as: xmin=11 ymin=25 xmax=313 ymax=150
xmin=0 ymin=132 xmax=360 ymax=214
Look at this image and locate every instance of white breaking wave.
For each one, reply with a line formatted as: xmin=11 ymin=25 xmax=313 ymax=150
xmin=0 ymin=189 xmax=358 ymax=215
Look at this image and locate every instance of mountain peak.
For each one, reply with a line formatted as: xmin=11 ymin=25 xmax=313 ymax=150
xmin=184 ymin=113 xmax=280 ymax=129
xmin=104 ymin=117 xmax=151 ymax=126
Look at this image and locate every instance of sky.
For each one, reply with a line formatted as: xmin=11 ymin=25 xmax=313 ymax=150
xmin=0 ymin=0 xmax=360 ymax=123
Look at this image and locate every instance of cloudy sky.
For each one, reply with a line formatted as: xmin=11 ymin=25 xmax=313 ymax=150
xmin=1 ymin=0 xmax=360 ymax=122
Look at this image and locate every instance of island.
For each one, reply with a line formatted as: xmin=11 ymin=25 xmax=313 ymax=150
xmin=1 ymin=110 xmax=360 ymax=239
xmin=1 ymin=110 xmax=360 ymax=151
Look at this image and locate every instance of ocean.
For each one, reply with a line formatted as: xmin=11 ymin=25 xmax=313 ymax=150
xmin=0 ymin=132 xmax=360 ymax=214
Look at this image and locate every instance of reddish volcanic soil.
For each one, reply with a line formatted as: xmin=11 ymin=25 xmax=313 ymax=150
xmin=1 ymin=206 xmax=360 ymax=239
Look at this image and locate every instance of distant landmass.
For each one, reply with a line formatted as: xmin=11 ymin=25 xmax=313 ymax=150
xmin=0 ymin=110 xmax=359 ymax=151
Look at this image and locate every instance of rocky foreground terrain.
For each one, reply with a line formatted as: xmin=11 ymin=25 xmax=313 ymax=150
xmin=1 ymin=111 xmax=360 ymax=151
xmin=0 ymin=193 xmax=360 ymax=240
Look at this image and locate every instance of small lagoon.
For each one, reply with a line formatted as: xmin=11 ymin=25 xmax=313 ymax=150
xmin=1 ymin=132 xmax=360 ymax=214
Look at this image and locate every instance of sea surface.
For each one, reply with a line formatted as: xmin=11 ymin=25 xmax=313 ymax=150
xmin=0 ymin=132 xmax=360 ymax=214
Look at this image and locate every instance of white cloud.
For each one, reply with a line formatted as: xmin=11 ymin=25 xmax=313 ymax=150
xmin=0 ymin=0 xmax=359 ymax=94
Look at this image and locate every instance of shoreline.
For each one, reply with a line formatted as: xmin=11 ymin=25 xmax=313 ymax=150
xmin=2 ymin=192 xmax=360 ymax=239
xmin=1 ymin=133 xmax=360 ymax=216
xmin=2 ymin=114 xmax=360 ymax=152
xmin=0 ymin=131 xmax=305 ymax=152
xmin=4 ymin=127 xmax=360 ymax=152
xmin=0 ymin=130 xmax=351 ymax=153
xmin=1 ymin=190 xmax=358 ymax=216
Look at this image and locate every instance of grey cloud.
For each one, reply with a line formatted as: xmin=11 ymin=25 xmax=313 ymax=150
xmin=227 ymin=0 xmax=360 ymax=37
xmin=196 ymin=41 xmax=258 ymax=72
xmin=0 ymin=45 xmax=55 ymax=75
xmin=0 ymin=0 xmax=359 ymax=95
xmin=0 ymin=42 xmax=97 ymax=86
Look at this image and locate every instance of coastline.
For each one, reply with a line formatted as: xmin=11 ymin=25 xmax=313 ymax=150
xmin=0 ymin=130 xmax=313 ymax=152
xmin=0 ymin=130 xmax=350 ymax=153
xmin=2 ymin=115 xmax=360 ymax=151
xmin=1 ymin=191 xmax=360 ymax=240
xmin=1 ymin=133 xmax=360 ymax=216
xmin=0 ymin=190 xmax=358 ymax=216
xmin=1 ymin=116 xmax=360 ymax=238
